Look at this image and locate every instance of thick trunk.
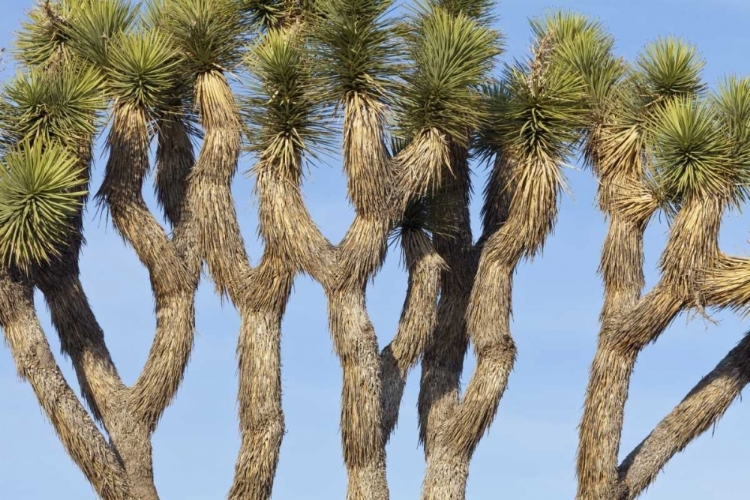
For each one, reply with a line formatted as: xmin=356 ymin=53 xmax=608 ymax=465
xmin=420 ymin=446 xmax=469 ymax=500
xmin=615 ymin=332 xmax=750 ymax=500
xmin=418 ymin=149 xmax=475 ymax=498
xmin=190 ymin=73 xmax=293 ymax=499
xmin=0 ymin=271 xmax=130 ymax=500
xmin=576 ymin=288 xmax=683 ymax=500
xmin=37 ymin=270 xmax=160 ymax=499
xmin=421 ymin=261 xmax=516 ymax=500
xmin=328 ymin=288 xmax=389 ymax=500
xmin=578 ymin=196 xmax=721 ymax=500
xmin=228 ymin=259 xmax=294 ymax=500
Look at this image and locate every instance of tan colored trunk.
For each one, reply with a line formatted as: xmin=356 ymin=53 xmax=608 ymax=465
xmin=0 ymin=271 xmax=130 ymax=500
xmin=37 ymin=269 xmax=160 ymax=499
xmin=189 ymin=72 xmax=292 ymax=500
xmin=420 ymin=150 xmax=559 ymax=499
xmin=93 ymin=104 xmax=201 ymax=498
xmin=577 ymin=196 xmax=724 ymax=500
xmin=380 ymin=231 xmax=445 ymax=441
xmin=615 ymin=332 xmax=750 ymax=499
xmin=327 ymin=287 xmax=390 ymax=500
xmin=228 ymin=258 xmax=294 ymax=500
xmin=418 ymin=150 xmax=475 ymax=499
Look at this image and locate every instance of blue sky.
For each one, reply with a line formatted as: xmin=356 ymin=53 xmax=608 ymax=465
xmin=2 ymin=0 xmax=750 ymax=498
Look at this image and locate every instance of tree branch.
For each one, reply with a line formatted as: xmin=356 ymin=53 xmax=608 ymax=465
xmin=615 ymin=331 xmax=750 ymax=500
xmin=578 ymin=194 xmax=726 ymax=500
xmin=380 ymin=230 xmax=445 ymax=442
xmin=98 ymin=104 xmax=198 ymax=434
xmin=0 ymin=270 xmax=129 ymax=500
xmin=228 ymin=255 xmax=294 ymax=500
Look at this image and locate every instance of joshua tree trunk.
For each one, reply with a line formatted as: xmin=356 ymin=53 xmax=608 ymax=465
xmin=577 ymin=194 xmax=726 ymax=500
xmin=0 ymin=270 xmax=130 ymax=500
xmin=420 ymin=135 xmax=563 ymax=498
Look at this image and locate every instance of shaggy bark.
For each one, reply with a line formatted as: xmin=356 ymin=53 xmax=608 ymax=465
xmin=577 ymin=195 xmax=725 ymax=500
xmin=380 ymin=230 xmax=445 ymax=441
xmin=576 ymin=176 xmax=655 ymax=500
xmin=421 ymin=151 xmax=560 ymax=499
xmin=93 ymin=104 xmax=200 ymax=498
xmin=179 ymin=71 xmax=295 ymax=500
xmin=0 ymin=270 xmax=130 ymax=500
xmin=229 ymin=257 xmax=294 ymax=500
xmin=615 ymin=332 xmax=750 ymax=500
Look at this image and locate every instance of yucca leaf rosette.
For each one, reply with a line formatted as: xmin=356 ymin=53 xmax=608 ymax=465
xmin=0 ymin=141 xmax=86 ymax=270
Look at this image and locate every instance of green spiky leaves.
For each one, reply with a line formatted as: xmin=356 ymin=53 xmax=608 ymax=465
xmin=476 ymin=57 xmax=587 ymax=164
xmin=107 ymin=30 xmax=183 ymax=110
xmin=636 ymin=37 xmax=706 ymax=102
xmin=1 ymin=64 xmax=104 ymax=150
xmin=533 ymin=11 xmax=624 ymax=107
xmin=649 ymin=97 xmax=741 ymax=204
xmin=311 ymin=0 xmax=398 ymax=101
xmin=714 ymin=76 xmax=750 ymax=151
xmin=398 ymin=7 xmax=502 ymax=144
xmin=15 ymin=0 xmax=137 ymax=69
xmin=64 ymin=0 xmax=138 ymax=67
xmin=238 ymin=0 xmax=295 ymax=30
xmin=244 ymin=28 xmax=329 ymax=174
xmin=0 ymin=141 xmax=86 ymax=271
xmin=427 ymin=0 xmax=494 ymax=24
xmin=15 ymin=0 xmax=77 ymax=68
xmin=160 ymin=0 xmax=247 ymax=74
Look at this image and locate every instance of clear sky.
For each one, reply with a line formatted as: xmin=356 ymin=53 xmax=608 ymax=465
xmin=2 ymin=0 xmax=750 ymax=499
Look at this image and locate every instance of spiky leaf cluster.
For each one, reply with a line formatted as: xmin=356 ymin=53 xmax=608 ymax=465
xmin=636 ymin=37 xmax=706 ymax=103
xmin=476 ymin=56 xmax=587 ymax=164
xmin=713 ymin=76 xmax=750 ymax=155
xmin=534 ymin=11 xmax=625 ymax=108
xmin=649 ymin=97 xmax=741 ymax=204
xmin=106 ymin=30 xmax=183 ymax=110
xmin=397 ymin=7 xmax=502 ymax=144
xmin=0 ymin=65 xmax=104 ymax=150
xmin=14 ymin=0 xmax=77 ymax=68
xmin=310 ymin=0 xmax=398 ymax=102
xmin=426 ymin=0 xmax=494 ymax=24
xmin=15 ymin=0 xmax=136 ymax=69
xmin=159 ymin=0 xmax=248 ymax=75
xmin=237 ymin=0 xmax=302 ymax=30
xmin=244 ymin=29 xmax=329 ymax=174
xmin=63 ymin=0 xmax=138 ymax=67
xmin=0 ymin=141 xmax=86 ymax=271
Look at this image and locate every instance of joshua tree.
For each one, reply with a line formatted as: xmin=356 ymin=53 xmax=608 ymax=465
xmin=3 ymin=2 xmax=750 ymax=500
xmin=557 ymin=15 xmax=750 ymax=500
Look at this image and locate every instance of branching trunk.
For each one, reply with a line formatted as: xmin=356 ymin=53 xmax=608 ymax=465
xmin=577 ymin=195 xmax=724 ymax=500
xmin=421 ymin=152 xmax=560 ymax=499
xmin=187 ymin=71 xmax=293 ymax=500
xmin=94 ymin=103 xmax=200 ymax=498
xmin=615 ymin=332 xmax=750 ymax=500
xmin=0 ymin=270 xmax=130 ymax=500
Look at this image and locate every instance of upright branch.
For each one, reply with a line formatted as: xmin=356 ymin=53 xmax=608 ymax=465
xmin=576 ymin=38 xmax=750 ymax=499
xmin=419 ymin=21 xmax=587 ymax=499
xmin=607 ymin=75 xmax=750 ymax=500
xmin=0 ymin=3 xmax=203 ymax=498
